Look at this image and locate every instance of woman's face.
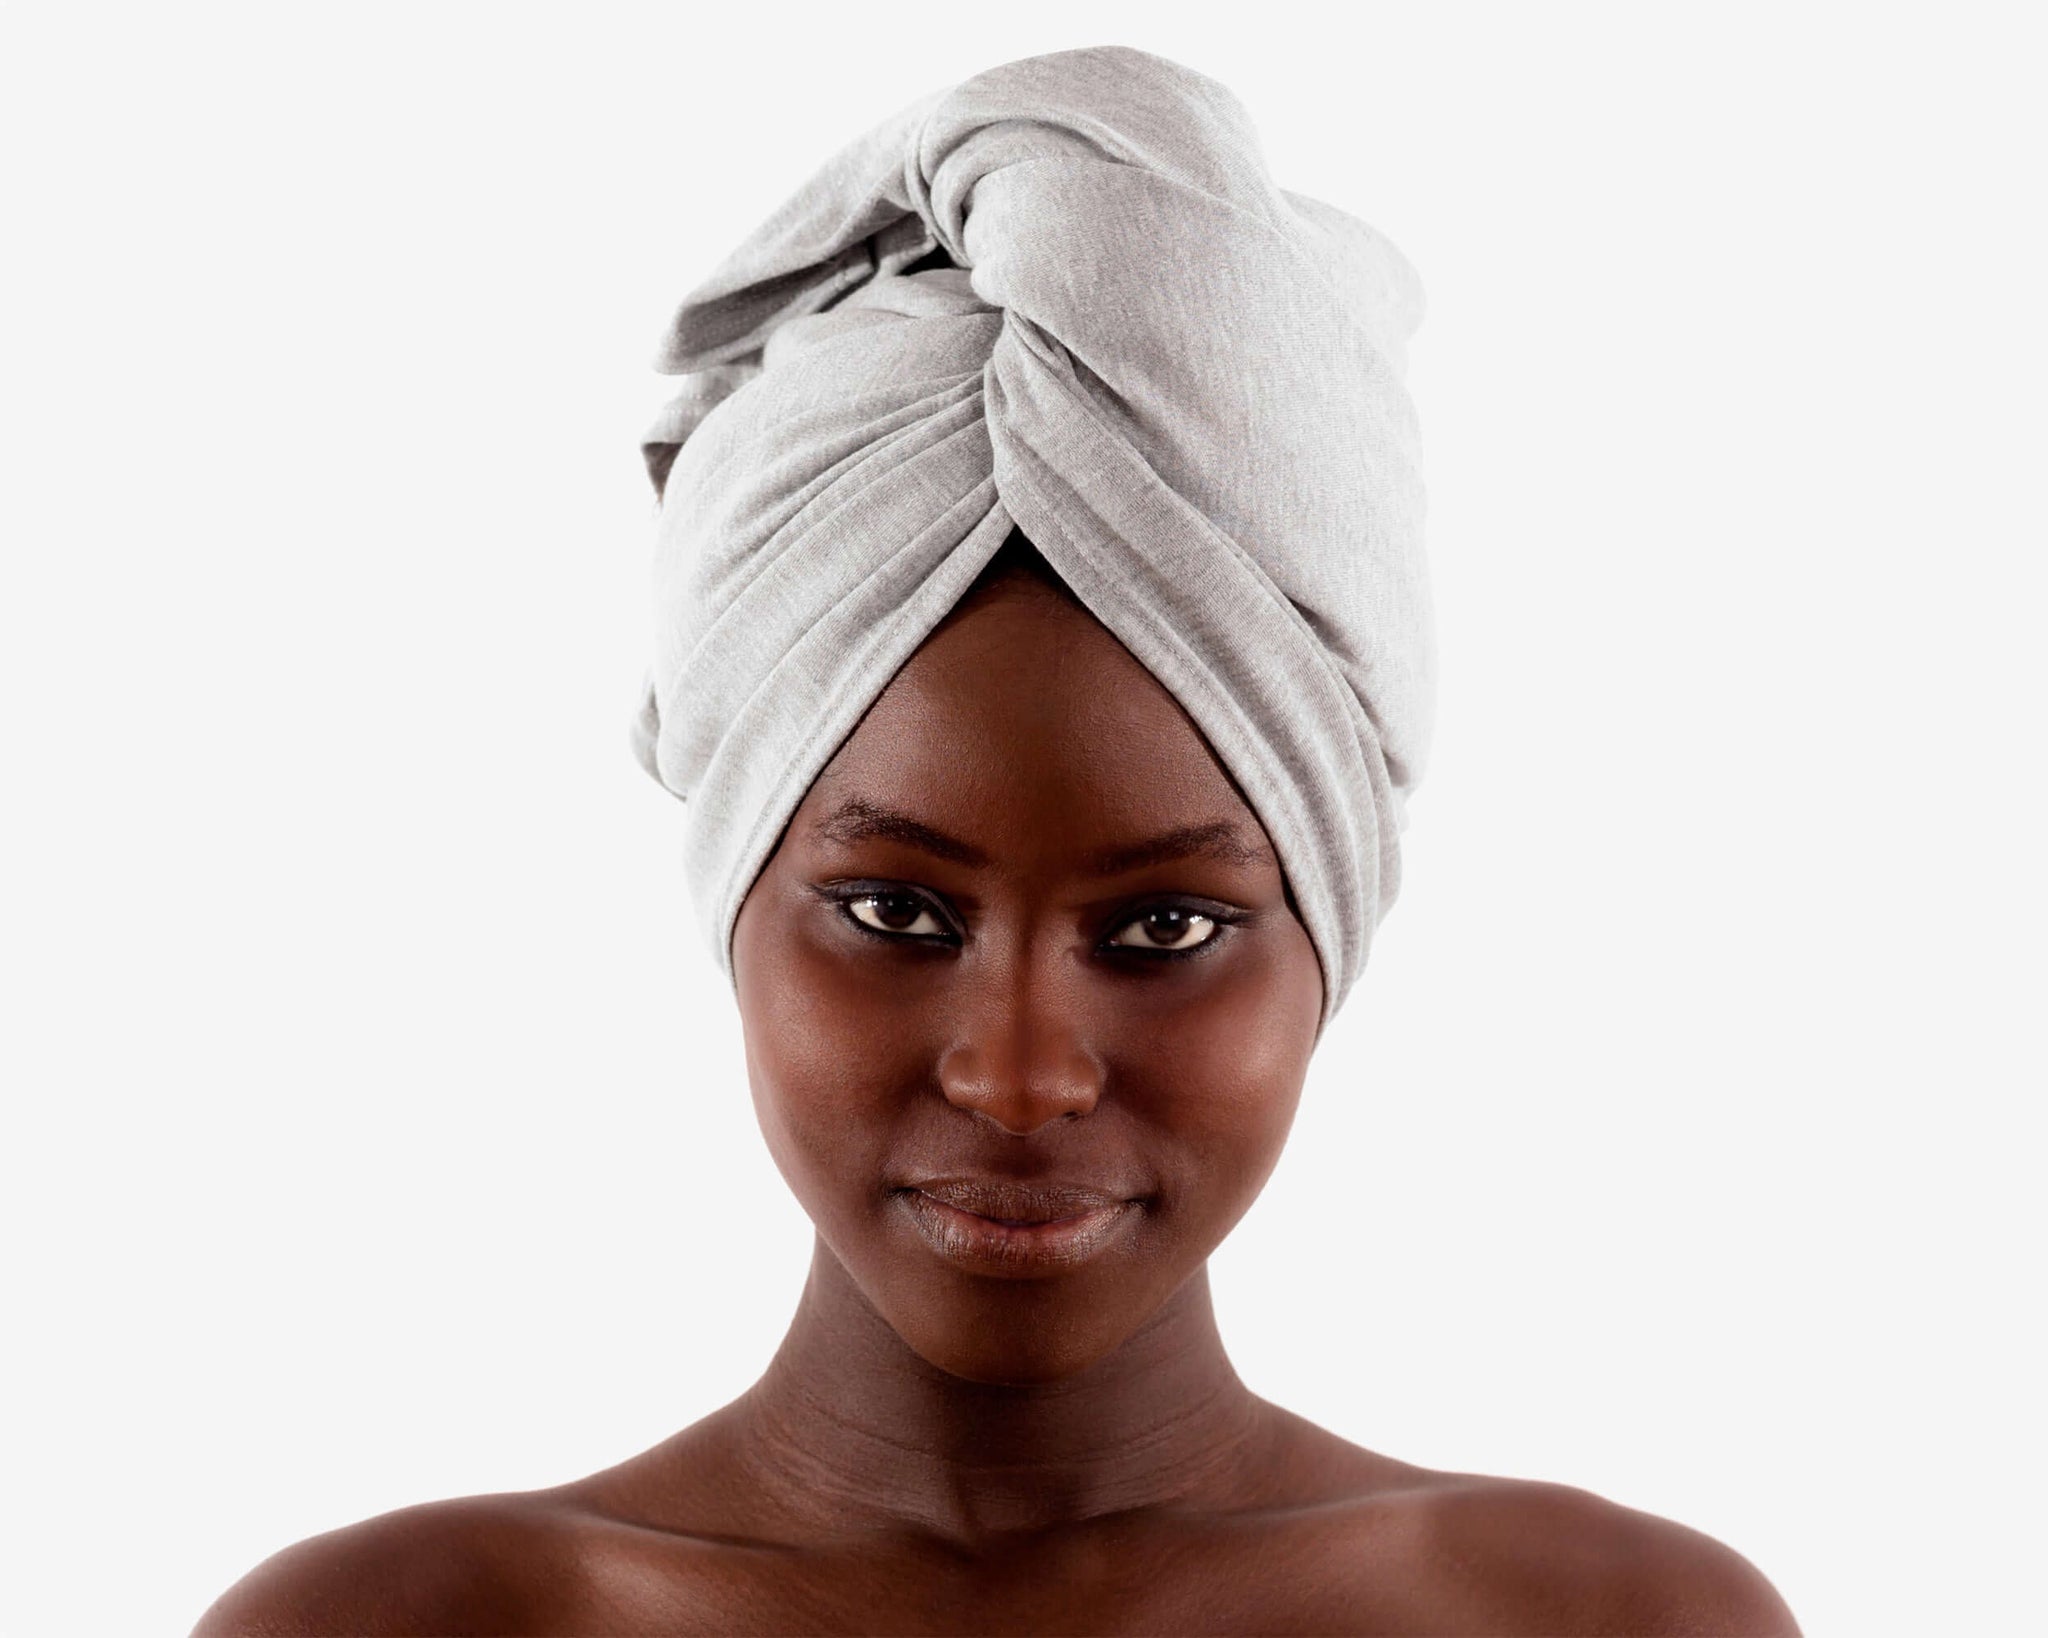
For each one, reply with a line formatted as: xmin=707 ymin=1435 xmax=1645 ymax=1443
xmin=731 ymin=568 xmax=1323 ymax=1384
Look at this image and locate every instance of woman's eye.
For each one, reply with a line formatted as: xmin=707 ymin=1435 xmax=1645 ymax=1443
xmin=1108 ymin=906 xmax=1219 ymax=953
xmin=844 ymin=892 xmax=949 ymax=938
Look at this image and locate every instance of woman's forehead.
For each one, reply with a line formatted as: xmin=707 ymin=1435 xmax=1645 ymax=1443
xmin=795 ymin=579 xmax=1272 ymax=866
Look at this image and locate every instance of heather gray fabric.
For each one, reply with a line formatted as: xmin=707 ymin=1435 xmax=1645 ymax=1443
xmin=632 ymin=45 xmax=1431 ymax=1028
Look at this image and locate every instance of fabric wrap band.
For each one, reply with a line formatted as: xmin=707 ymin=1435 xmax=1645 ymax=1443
xmin=633 ymin=45 xmax=1432 ymax=1029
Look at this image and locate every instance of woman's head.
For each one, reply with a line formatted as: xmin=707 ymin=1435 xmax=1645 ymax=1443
xmin=731 ymin=538 xmax=1322 ymax=1383
xmin=637 ymin=49 xmax=1431 ymax=1040
xmin=637 ymin=49 xmax=1431 ymax=1378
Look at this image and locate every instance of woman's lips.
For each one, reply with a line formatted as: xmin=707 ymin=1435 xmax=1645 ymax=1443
xmin=897 ymin=1185 xmax=1142 ymax=1278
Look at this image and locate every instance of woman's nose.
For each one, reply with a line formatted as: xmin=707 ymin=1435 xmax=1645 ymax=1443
xmin=934 ymin=969 xmax=1105 ymax=1135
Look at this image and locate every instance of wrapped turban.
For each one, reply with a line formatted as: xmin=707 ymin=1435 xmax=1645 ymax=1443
xmin=633 ymin=45 xmax=1432 ymax=1029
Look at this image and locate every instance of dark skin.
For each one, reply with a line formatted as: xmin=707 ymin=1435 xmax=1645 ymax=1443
xmin=196 ymin=552 xmax=1801 ymax=1636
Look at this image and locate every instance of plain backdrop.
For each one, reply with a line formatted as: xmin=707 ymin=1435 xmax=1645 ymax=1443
xmin=3 ymin=4 xmax=2042 ymax=1634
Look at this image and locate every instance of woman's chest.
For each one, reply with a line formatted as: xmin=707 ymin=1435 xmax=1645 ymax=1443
xmin=565 ymin=1505 xmax=1451 ymax=1636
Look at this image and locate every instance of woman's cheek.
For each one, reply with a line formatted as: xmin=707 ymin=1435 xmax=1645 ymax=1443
xmin=741 ymin=916 xmax=917 ymax=1194
xmin=1117 ymin=939 xmax=1317 ymax=1212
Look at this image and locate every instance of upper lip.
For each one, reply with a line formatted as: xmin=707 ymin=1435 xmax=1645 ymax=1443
xmin=906 ymin=1176 xmax=1135 ymax=1224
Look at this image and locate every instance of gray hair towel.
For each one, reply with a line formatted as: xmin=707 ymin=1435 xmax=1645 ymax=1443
xmin=633 ymin=45 xmax=1432 ymax=1029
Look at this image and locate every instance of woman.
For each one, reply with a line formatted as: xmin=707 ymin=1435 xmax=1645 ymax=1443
xmin=197 ymin=46 xmax=1800 ymax=1637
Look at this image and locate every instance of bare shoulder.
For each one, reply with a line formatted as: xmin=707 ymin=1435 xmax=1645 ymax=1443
xmin=189 ymin=1490 xmax=599 ymax=1638
xmin=1390 ymin=1471 xmax=1802 ymax=1637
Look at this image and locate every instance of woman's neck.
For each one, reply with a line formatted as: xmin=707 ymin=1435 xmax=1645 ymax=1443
xmin=727 ymin=1235 xmax=1276 ymax=1546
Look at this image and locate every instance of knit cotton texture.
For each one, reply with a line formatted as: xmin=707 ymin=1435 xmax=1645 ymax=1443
xmin=633 ymin=45 xmax=1432 ymax=1029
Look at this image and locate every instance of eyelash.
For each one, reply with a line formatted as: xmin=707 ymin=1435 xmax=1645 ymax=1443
xmin=817 ymin=883 xmax=1247 ymax=963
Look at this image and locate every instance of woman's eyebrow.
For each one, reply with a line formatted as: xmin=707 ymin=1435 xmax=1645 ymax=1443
xmin=815 ymin=799 xmax=1272 ymax=879
xmin=1084 ymin=821 xmax=1275 ymax=877
xmin=813 ymin=799 xmax=989 ymax=866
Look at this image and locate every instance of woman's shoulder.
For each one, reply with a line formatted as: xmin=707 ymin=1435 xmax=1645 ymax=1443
xmin=190 ymin=1408 xmax=765 ymax=1637
xmin=1267 ymin=1445 xmax=1795 ymax=1636
xmin=1384 ymin=1470 xmax=1798 ymax=1635
xmin=1258 ymin=1412 xmax=1799 ymax=1635
xmin=188 ymin=1487 xmax=629 ymax=1638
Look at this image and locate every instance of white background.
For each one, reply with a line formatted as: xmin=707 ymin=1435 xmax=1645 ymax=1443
xmin=3 ymin=4 xmax=2041 ymax=1634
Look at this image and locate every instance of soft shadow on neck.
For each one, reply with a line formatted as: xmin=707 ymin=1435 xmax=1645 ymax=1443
xmin=726 ymin=1232 xmax=1277 ymax=1547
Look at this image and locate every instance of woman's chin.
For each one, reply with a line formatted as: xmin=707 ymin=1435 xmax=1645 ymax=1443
xmin=865 ymin=1273 xmax=1160 ymax=1386
xmin=897 ymin=1323 xmax=1128 ymax=1387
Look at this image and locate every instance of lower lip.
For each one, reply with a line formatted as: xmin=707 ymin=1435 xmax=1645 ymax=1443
xmin=898 ymin=1191 xmax=1141 ymax=1278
